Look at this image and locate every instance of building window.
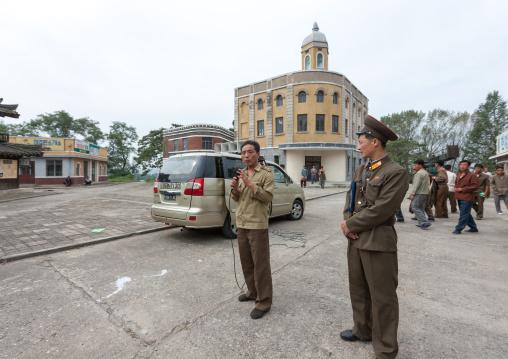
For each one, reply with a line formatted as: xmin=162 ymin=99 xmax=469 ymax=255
xmin=332 ymin=116 xmax=339 ymax=133
xmin=276 ymin=95 xmax=283 ymax=107
xmin=258 ymin=99 xmax=264 ymax=110
xmin=202 ymin=137 xmax=213 ymax=150
xmin=297 ymin=114 xmax=307 ymax=132
xmin=346 ymin=98 xmax=349 ymax=109
xmin=333 ymin=93 xmax=338 ymax=104
xmin=347 ymin=156 xmax=350 ymax=174
xmin=317 ymin=53 xmax=324 ymax=68
xmin=47 ymin=160 xmax=62 ymax=176
xmin=274 ymin=155 xmax=280 ymax=165
xmin=345 ymin=119 xmax=348 ymax=135
xmin=275 ymin=117 xmax=284 ymax=134
xmin=257 ymin=120 xmax=264 ymax=136
xmin=298 ymin=91 xmax=306 ymax=103
xmin=317 ymin=91 xmax=324 ymax=103
xmin=183 ymin=138 xmax=187 ymax=151
xmin=304 ymin=55 xmax=310 ymax=70
xmin=173 ymin=139 xmax=178 ymax=151
xmin=76 ymin=163 xmax=81 ymax=176
xmin=316 ymin=114 xmax=325 ymax=132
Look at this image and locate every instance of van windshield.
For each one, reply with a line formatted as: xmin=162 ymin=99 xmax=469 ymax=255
xmin=158 ymin=157 xmax=200 ymax=183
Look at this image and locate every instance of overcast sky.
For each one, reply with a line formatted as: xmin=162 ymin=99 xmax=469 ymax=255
xmin=1 ymin=0 xmax=507 ymax=142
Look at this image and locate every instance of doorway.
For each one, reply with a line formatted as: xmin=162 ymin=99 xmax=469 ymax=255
xmin=19 ymin=161 xmax=35 ymax=184
xmin=305 ymin=156 xmax=321 ymax=180
xmin=84 ymin=160 xmax=89 ymax=179
xmin=91 ymin=161 xmax=96 ymax=182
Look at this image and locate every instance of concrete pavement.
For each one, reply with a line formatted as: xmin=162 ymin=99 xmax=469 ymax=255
xmin=0 ymin=182 xmax=345 ymax=262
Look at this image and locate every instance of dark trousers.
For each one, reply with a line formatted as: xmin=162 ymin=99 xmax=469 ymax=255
xmin=348 ymin=241 xmax=399 ymax=359
xmin=395 ymin=208 xmax=404 ymax=221
xmin=455 ymin=200 xmax=477 ymax=231
xmin=237 ymin=228 xmax=273 ymax=312
xmin=473 ymin=194 xmax=485 ymax=219
xmin=434 ymin=187 xmax=449 ymax=217
xmin=447 ymin=191 xmax=457 ymax=213
xmin=300 ymin=178 xmax=307 ymax=187
xmin=425 ymin=193 xmax=434 ymax=220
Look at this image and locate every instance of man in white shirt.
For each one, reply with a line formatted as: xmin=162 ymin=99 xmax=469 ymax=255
xmin=445 ymin=164 xmax=457 ymax=213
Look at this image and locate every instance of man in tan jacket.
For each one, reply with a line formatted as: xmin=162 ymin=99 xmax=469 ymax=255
xmin=491 ymin=165 xmax=508 ymax=214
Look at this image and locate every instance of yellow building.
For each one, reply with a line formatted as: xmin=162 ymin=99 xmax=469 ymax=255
xmin=9 ymin=136 xmax=108 ymax=185
xmin=234 ymin=22 xmax=368 ymax=183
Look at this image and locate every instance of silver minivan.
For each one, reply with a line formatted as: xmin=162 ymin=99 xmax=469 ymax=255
xmin=151 ymin=152 xmax=305 ymax=238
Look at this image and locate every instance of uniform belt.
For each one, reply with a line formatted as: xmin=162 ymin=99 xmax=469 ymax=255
xmin=380 ymin=216 xmax=395 ymax=226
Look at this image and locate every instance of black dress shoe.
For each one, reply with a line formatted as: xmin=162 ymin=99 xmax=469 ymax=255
xmin=340 ymin=329 xmax=371 ymax=342
xmin=238 ymin=294 xmax=254 ymax=302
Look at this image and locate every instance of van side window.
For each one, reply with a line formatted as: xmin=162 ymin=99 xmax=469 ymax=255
xmin=224 ymin=157 xmax=245 ymax=179
xmin=203 ymin=156 xmax=221 ymax=178
xmin=268 ymin=165 xmax=287 ymax=183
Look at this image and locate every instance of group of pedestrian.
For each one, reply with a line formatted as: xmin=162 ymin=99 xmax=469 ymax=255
xmin=301 ymin=165 xmax=326 ymax=188
xmin=407 ymin=158 xmax=507 ymax=234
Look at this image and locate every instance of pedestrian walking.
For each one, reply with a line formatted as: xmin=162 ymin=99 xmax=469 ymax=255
xmin=452 ymin=160 xmax=479 ymax=234
xmin=433 ymin=160 xmax=449 ymax=218
xmin=310 ymin=165 xmax=317 ymax=184
xmin=340 ymin=115 xmax=408 ymax=359
xmin=445 ymin=165 xmax=457 ymax=213
xmin=490 ymin=165 xmax=508 ymax=214
xmin=318 ymin=166 xmax=326 ymax=189
xmin=301 ymin=166 xmax=308 ymax=188
xmin=423 ymin=164 xmax=436 ymax=222
xmin=472 ymin=163 xmax=490 ymax=220
xmin=230 ymin=140 xmax=275 ymax=319
xmin=410 ymin=159 xmax=431 ymax=229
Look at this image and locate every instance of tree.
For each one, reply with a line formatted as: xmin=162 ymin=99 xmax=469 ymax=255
xmin=23 ymin=111 xmax=105 ymax=144
xmin=135 ymin=128 xmax=164 ymax=176
xmin=107 ymin=121 xmax=138 ymax=175
xmin=463 ymin=90 xmax=508 ymax=167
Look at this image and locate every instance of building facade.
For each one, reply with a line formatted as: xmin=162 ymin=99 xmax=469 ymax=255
xmin=234 ymin=23 xmax=367 ymax=183
xmin=489 ymin=128 xmax=508 ymax=171
xmin=163 ymin=124 xmax=234 ymax=159
xmin=9 ymin=136 xmax=108 ymax=185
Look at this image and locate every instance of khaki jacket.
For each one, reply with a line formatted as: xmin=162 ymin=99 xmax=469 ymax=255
xmin=435 ymin=167 xmax=448 ymax=191
xmin=491 ymin=174 xmax=508 ymax=195
xmin=231 ymin=163 xmax=275 ymax=229
xmin=474 ymin=173 xmax=490 ymax=194
xmin=343 ymin=155 xmax=409 ymax=252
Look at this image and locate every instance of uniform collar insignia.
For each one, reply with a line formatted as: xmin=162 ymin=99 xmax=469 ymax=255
xmin=371 ymin=161 xmax=382 ymax=170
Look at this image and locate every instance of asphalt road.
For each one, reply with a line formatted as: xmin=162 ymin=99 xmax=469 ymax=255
xmin=1 ymin=188 xmax=507 ymax=358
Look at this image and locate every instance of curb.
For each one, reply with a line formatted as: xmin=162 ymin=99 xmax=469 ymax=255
xmin=306 ymin=189 xmax=348 ymax=201
xmin=1 ymin=225 xmax=174 ymax=263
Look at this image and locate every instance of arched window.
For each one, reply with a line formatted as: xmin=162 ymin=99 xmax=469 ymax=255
xmin=345 ymin=97 xmax=349 ymax=109
xmin=76 ymin=163 xmax=80 ymax=176
xmin=317 ymin=90 xmax=324 ymax=103
xmin=333 ymin=93 xmax=338 ymax=104
xmin=304 ymin=55 xmax=310 ymax=70
xmin=317 ymin=53 xmax=324 ymax=68
xmin=257 ymin=99 xmax=264 ymax=110
xmin=298 ymin=91 xmax=306 ymax=103
xmin=276 ymin=95 xmax=283 ymax=107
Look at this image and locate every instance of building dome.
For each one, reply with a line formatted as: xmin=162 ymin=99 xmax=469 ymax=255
xmin=302 ymin=22 xmax=327 ymax=47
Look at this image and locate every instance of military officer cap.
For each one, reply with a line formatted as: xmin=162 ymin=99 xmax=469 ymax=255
xmin=357 ymin=115 xmax=398 ymax=144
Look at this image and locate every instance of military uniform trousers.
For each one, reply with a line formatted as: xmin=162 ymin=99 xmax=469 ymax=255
xmin=434 ymin=187 xmax=449 ymax=217
xmin=348 ymin=240 xmax=399 ymax=359
xmin=237 ymin=228 xmax=273 ymax=312
xmin=425 ymin=194 xmax=435 ymax=220
xmin=473 ymin=194 xmax=485 ymax=219
xmin=447 ymin=191 xmax=457 ymax=213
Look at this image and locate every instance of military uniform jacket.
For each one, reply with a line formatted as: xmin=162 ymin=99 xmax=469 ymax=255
xmin=474 ymin=173 xmax=490 ymax=194
xmin=343 ymin=155 xmax=409 ymax=252
xmin=231 ymin=163 xmax=275 ymax=229
xmin=435 ymin=167 xmax=448 ymax=189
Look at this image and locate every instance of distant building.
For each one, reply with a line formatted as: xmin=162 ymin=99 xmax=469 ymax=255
xmin=9 ymin=136 xmax=108 ymax=185
xmin=489 ymin=128 xmax=508 ymax=172
xmin=234 ymin=22 xmax=368 ymax=182
xmin=162 ymin=124 xmax=234 ymax=159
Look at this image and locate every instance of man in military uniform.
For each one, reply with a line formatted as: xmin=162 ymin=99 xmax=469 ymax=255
xmin=340 ymin=116 xmax=409 ymax=359
xmin=472 ymin=163 xmax=490 ymax=220
xmin=231 ymin=140 xmax=275 ymax=319
xmin=433 ymin=160 xmax=449 ymax=218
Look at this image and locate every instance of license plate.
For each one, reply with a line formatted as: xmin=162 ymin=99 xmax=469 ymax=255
xmin=164 ymin=194 xmax=176 ymax=201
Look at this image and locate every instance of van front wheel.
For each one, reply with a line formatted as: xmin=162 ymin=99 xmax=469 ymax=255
xmin=222 ymin=213 xmax=238 ymax=239
xmin=287 ymin=199 xmax=304 ymax=220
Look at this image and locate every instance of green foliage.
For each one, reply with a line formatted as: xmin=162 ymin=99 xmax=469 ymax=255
xmin=107 ymin=173 xmax=136 ymax=182
xmin=107 ymin=121 xmax=138 ymax=176
xmin=135 ymin=128 xmax=164 ymax=176
xmin=463 ymin=91 xmax=508 ymax=168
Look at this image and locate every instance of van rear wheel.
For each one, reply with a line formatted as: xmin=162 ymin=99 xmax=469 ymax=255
xmin=222 ymin=213 xmax=238 ymax=239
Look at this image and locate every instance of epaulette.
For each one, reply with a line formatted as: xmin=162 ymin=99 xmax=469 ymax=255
xmin=262 ymin=166 xmax=272 ymax=172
